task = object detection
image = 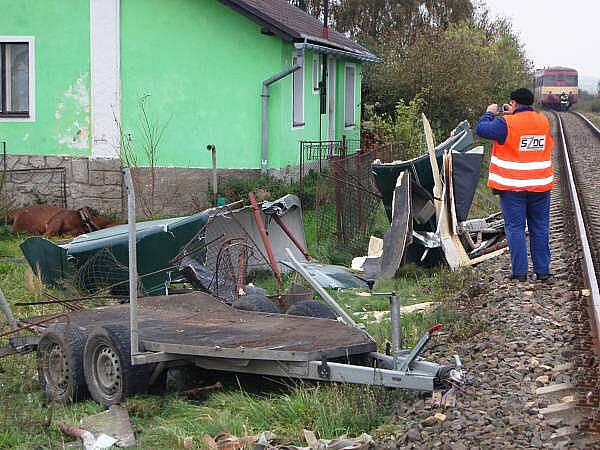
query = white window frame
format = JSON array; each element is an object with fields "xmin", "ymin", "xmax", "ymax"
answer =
[
  {"xmin": 312, "ymin": 53, "xmax": 321, "ymax": 94},
  {"xmin": 344, "ymin": 63, "xmax": 356, "ymax": 129},
  {"xmin": 0, "ymin": 36, "xmax": 35, "ymax": 122},
  {"xmin": 292, "ymin": 53, "xmax": 305, "ymax": 129}
]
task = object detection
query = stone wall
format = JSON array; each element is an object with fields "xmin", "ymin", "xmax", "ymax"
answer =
[
  {"xmin": 131, "ymin": 167, "xmax": 261, "ymax": 216},
  {"xmin": 2, "ymin": 155, "xmax": 123, "ymax": 213},
  {"xmin": 1, "ymin": 154, "xmax": 266, "ymax": 217}
]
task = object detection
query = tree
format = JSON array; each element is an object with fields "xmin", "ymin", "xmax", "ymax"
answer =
[
  {"xmin": 333, "ymin": 1, "xmax": 530, "ymax": 133},
  {"xmin": 288, "ymin": 0, "xmax": 323, "ymax": 18}
]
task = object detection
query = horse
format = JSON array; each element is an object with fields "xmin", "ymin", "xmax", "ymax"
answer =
[{"xmin": 10, "ymin": 204, "xmax": 117, "ymax": 237}]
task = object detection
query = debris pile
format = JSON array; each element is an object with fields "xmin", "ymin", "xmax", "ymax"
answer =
[{"xmin": 354, "ymin": 116, "xmax": 506, "ymax": 279}]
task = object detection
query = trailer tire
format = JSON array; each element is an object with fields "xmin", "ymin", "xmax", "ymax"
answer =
[
  {"xmin": 285, "ymin": 300, "xmax": 336, "ymax": 319},
  {"xmin": 234, "ymin": 294, "xmax": 279, "ymax": 313},
  {"xmin": 83, "ymin": 324, "xmax": 153, "ymax": 406},
  {"xmin": 37, "ymin": 327, "xmax": 88, "ymax": 403}
]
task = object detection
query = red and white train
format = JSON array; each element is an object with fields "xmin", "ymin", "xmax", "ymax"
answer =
[{"xmin": 534, "ymin": 67, "xmax": 578, "ymax": 110}]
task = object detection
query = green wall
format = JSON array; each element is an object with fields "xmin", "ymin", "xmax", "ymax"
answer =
[
  {"xmin": 0, "ymin": 0, "xmax": 364, "ymax": 168},
  {"xmin": 121, "ymin": 0, "xmax": 285, "ymax": 169},
  {"xmin": 0, "ymin": 0, "xmax": 91, "ymax": 156},
  {"xmin": 121, "ymin": 0, "xmax": 363, "ymax": 169}
]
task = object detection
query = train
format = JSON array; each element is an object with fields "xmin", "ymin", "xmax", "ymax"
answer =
[{"xmin": 534, "ymin": 67, "xmax": 578, "ymax": 110}]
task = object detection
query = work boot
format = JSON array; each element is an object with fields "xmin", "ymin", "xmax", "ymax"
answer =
[
  {"xmin": 508, "ymin": 274, "xmax": 528, "ymax": 282},
  {"xmin": 536, "ymin": 273, "xmax": 553, "ymax": 282}
]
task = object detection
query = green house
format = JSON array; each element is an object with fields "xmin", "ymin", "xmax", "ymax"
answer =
[{"xmin": 0, "ymin": 0, "xmax": 377, "ymax": 212}]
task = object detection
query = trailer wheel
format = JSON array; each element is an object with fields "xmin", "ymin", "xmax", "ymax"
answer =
[
  {"xmin": 37, "ymin": 327, "xmax": 88, "ymax": 403},
  {"xmin": 83, "ymin": 324, "xmax": 152, "ymax": 406},
  {"xmin": 285, "ymin": 300, "xmax": 336, "ymax": 319},
  {"xmin": 234, "ymin": 294, "xmax": 279, "ymax": 313}
]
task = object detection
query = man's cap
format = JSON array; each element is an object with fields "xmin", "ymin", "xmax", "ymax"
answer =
[{"xmin": 510, "ymin": 88, "xmax": 534, "ymax": 106}]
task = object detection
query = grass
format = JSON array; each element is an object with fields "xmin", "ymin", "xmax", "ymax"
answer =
[
  {"xmin": 587, "ymin": 112, "xmax": 600, "ymax": 129},
  {"xmin": 0, "ymin": 204, "xmax": 480, "ymax": 448}
]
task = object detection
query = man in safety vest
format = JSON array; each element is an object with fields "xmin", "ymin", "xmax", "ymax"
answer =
[{"xmin": 476, "ymin": 88, "xmax": 554, "ymax": 282}]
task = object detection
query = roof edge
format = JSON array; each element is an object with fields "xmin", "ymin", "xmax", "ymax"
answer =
[{"xmin": 218, "ymin": 0, "xmax": 300, "ymax": 42}]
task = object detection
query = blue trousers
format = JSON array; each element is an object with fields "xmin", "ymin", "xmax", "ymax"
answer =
[{"xmin": 499, "ymin": 190, "xmax": 551, "ymax": 276}]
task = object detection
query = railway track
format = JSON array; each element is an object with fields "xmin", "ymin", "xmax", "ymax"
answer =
[
  {"xmin": 550, "ymin": 111, "xmax": 600, "ymax": 434},
  {"xmin": 556, "ymin": 111, "xmax": 600, "ymax": 345}
]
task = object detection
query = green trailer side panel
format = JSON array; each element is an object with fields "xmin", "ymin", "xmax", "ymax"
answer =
[
  {"xmin": 20, "ymin": 212, "xmax": 210, "ymax": 296},
  {"xmin": 0, "ymin": 0, "xmax": 91, "ymax": 156}
]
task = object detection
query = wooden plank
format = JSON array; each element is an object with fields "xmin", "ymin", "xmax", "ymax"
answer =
[
  {"xmin": 536, "ymin": 383, "xmax": 575, "ymax": 395},
  {"xmin": 422, "ymin": 113, "xmax": 440, "ymax": 203},
  {"xmin": 539, "ymin": 400, "xmax": 577, "ymax": 415},
  {"xmin": 34, "ymin": 293, "xmax": 376, "ymax": 361},
  {"xmin": 464, "ymin": 247, "xmax": 507, "ymax": 266},
  {"xmin": 550, "ymin": 426, "xmax": 578, "ymax": 439}
]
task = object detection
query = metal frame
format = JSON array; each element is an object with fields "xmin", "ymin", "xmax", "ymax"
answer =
[{"xmin": 121, "ymin": 165, "xmax": 457, "ymax": 392}]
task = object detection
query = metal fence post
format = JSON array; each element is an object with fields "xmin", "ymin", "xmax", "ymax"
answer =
[
  {"xmin": 123, "ymin": 167, "xmax": 140, "ymax": 358},
  {"xmin": 390, "ymin": 293, "xmax": 402, "ymax": 369}
]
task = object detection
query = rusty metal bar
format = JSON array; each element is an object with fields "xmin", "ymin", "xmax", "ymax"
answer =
[
  {"xmin": 0, "ymin": 313, "xmax": 67, "ymax": 338},
  {"xmin": 248, "ymin": 191, "xmax": 283, "ymax": 289},
  {"xmin": 272, "ymin": 214, "xmax": 312, "ymax": 261}
]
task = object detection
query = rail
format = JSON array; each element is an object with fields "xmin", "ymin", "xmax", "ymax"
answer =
[{"xmin": 555, "ymin": 111, "xmax": 600, "ymax": 348}]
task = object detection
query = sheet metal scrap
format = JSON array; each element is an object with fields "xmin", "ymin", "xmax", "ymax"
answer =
[{"xmin": 356, "ymin": 118, "xmax": 506, "ymax": 277}]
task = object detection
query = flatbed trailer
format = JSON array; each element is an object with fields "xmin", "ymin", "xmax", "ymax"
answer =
[
  {"xmin": 6, "ymin": 169, "xmax": 461, "ymax": 406},
  {"xmin": 30, "ymin": 291, "xmax": 456, "ymax": 405}
]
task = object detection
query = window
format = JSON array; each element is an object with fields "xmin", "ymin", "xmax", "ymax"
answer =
[
  {"xmin": 312, "ymin": 54, "xmax": 322, "ymax": 92},
  {"xmin": 292, "ymin": 55, "xmax": 304, "ymax": 127},
  {"xmin": 566, "ymin": 75, "xmax": 578, "ymax": 85},
  {"xmin": 543, "ymin": 75, "xmax": 556, "ymax": 85},
  {"xmin": 344, "ymin": 64, "xmax": 356, "ymax": 128},
  {"xmin": 1, "ymin": 39, "xmax": 33, "ymax": 119}
]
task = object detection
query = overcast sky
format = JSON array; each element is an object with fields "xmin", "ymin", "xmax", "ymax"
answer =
[{"xmin": 482, "ymin": 0, "xmax": 600, "ymax": 78}]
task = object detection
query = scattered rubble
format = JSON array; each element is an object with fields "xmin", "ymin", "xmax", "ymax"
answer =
[{"xmin": 201, "ymin": 429, "xmax": 373, "ymax": 450}]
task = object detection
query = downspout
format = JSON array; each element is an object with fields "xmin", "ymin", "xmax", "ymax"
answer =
[{"xmin": 261, "ymin": 43, "xmax": 305, "ymax": 174}]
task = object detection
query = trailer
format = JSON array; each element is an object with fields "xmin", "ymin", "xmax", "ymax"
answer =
[{"xmin": 4, "ymin": 169, "xmax": 462, "ymax": 406}]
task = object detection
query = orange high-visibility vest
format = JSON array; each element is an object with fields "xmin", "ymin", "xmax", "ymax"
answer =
[{"xmin": 488, "ymin": 111, "xmax": 555, "ymax": 192}]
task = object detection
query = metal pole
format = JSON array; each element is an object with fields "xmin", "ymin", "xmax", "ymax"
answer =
[
  {"xmin": 261, "ymin": 47, "xmax": 305, "ymax": 174},
  {"xmin": 123, "ymin": 168, "xmax": 140, "ymax": 358},
  {"xmin": 207, "ymin": 145, "xmax": 218, "ymax": 206},
  {"xmin": 0, "ymin": 288, "xmax": 17, "ymax": 331},
  {"xmin": 390, "ymin": 293, "xmax": 401, "ymax": 369},
  {"xmin": 272, "ymin": 214, "xmax": 312, "ymax": 261},
  {"xmin": 284, "ymin": 248, "xmax": 358, "ymax": 328}
]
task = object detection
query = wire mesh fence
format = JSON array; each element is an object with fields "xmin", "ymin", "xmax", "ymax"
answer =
[
  {"xmin": 297, "ymin": 137, "xmax": 403, "ymax": 260},
  {"xmin": 313, "ymin": 151, "xmax": 383, "ymax": 258}
]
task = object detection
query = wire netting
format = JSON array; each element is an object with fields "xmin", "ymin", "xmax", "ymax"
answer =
[{"xmin": 313, "ymin": 151, "xmax": 383, "ymax": 257}]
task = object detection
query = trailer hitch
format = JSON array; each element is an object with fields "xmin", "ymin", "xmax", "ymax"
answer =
[
  {"xmin": 318, "ymin": 353, "xmax": 331, "ymax": 379},
  {"xmin": 398, "ymin": 323, "xmax": 443, "ymax": 374}
]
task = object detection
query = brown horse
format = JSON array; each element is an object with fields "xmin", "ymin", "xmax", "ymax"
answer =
[{"xmin": 11, "ymin": 204, "xmax": 116, "ymax": 237}]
